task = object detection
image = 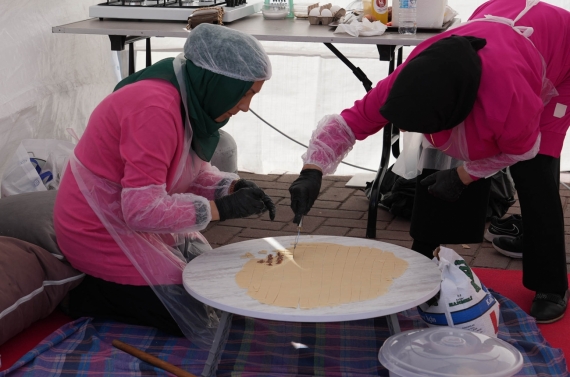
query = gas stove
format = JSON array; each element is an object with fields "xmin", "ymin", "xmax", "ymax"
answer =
[{"xmin": 89, "ymin": 0, "xmax": 263, "ymax": 23}]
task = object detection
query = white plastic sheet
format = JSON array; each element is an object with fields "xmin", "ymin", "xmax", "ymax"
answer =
[
  {"xmin": 2, "ymin": 0, "xmax": 570, "ymax": 181},
  {"xmin": 0, "ymin": 0, "xmax": 117, "ymax": 182}
]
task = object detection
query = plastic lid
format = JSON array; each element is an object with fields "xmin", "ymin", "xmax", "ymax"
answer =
[{"xmin": 378, "ymin": 328, "xmax": 523, "ymax": 377}]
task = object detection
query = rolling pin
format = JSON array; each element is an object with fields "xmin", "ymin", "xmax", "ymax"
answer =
[{"xmin": 112, "ymin": 339, "xmax": 198, "ymax": 377}]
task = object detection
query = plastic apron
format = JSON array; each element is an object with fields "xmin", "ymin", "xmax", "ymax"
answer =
[
  {"xmin": 392, "ymin": 0, "xmax": 558, "ymax": 180},
  {"xmin": 70, "ymin": 53, "xmax": 220, "ymax": 349}
]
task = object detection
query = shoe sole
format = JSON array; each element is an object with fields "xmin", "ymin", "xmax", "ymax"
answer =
[
  {"xmin": 535, "ymin": 313, "xmax": 565, "ymax": 324},
  {"xmin": 492, "ymin": 242, "xmax": 523, "ymax": 259},
  {"xmin": 484, "ymin": 229, "xmax": 517, "ymax": 242}
]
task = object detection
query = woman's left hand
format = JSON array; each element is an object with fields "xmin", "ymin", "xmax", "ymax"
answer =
[
  {"xmin": 231, "ymin": 179, "xmax": 276, "ymax": 220},
  {"xmin": 420, "ymin": 167, "xmax": 468, "ymax": 202}
]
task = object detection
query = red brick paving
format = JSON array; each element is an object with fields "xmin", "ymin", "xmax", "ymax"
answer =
[{"xmin": 202, "ymin": 172, "xmax": 570, "ymax": 273}]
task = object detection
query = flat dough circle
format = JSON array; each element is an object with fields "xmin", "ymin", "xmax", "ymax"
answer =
[{"xmin": 235, "ymin": 242, "xmax": 409, "ymax": 309}]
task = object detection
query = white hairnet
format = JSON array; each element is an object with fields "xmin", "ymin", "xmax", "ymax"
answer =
[{"xmin": 184, "ymin": 23, "xmax": 272, "ymax": 82}]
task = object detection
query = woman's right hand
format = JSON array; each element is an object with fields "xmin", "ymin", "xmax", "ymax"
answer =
[
  {"xmin": 213, "ymin": 187, "xmax": 275, "ymax": 221},
  {"xmin": 288, "ymin": 165, "xmax": 323, "ymax": 224}
]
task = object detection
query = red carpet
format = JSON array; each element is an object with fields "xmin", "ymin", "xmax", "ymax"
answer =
[
  {"xmin": 0, "ymin": 309, "xmax": 72, "ymax": 371},
  {"xmin": 474, "ymin": 268, "xmax": 570, "ymax": 363}
]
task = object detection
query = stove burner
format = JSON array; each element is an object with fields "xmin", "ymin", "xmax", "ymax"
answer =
[
  {"xmin": 106, "ymin": 0, "xmax": 180, "ymax": 6},
  {"xmin": 123, "ymin": 0, "xmax": 159, "ymax": 5},
  {"xmin": 179, "ymin": 0, "xmax": 215, "ymax": 6}
]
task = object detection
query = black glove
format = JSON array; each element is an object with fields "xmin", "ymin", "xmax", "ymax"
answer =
[
  {"xmin": 288, "ymin": 169, "xmax": 322, "ymax": 224},
  {"xmin": 231, "ymin": 179, "xmax": 276, "ymax": 220},
  {"xmin": 420, "ymin": 168, "xmax": 467, "ymax": 202},
  {"xmin": 215, "ymin": 187, "xmax": 275, "ymax": 221}
]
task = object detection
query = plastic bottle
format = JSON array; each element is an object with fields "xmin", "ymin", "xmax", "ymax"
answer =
[
  {"xmin": 398, "ymin": 0, "xmax": 417, "ymax": 35},
  {"xmin": 363, "ymin": 0, "xmax": 388, "ymax": 24}
]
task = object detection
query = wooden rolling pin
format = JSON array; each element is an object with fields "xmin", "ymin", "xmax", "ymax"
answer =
[{"xmin": 112, "ymin": 339, "xmax": 198, "ymax": 377}]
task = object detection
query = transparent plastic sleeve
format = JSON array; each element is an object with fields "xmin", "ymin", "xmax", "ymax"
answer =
[
  {"xmin": 70, "ymin": 154, "xmax": 219, "ymax": 349},
  {"xmin": 188, "ymin": 162, "xmax": 239, "ymax": 200},
  {"xmin": 302, "ymin": 114, "xmax": 356, "ymax": 175},
  {"xmin": 464, "ymin": 133, "xmax": 541, "ymax": 178},
  {"xmin": 122, "ymin": 184, "xmax": 212, "ymax": 234}
]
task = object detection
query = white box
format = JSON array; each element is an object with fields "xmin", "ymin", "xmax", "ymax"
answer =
[{"xmin": 391, "ymin": 0, "xmax": 447, "ymax": 29}]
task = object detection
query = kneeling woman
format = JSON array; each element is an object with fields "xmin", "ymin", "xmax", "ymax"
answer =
[{"xmin": 54, "ymin": 24, "xmax": 275, "ymax": 344}]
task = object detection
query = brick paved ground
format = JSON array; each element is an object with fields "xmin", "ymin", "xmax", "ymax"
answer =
[{"xmin": 202, "ymin": 172, "xmax": 570, "ymax": 273}]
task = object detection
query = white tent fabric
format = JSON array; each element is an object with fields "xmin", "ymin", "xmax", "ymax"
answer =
[
  {"xmin": 1, "ymin": 0, "xmax": 569, "ymax": 181},
  {"xmin": 0, "ymin": 0, "xmax": 117, "ymax": 181}
]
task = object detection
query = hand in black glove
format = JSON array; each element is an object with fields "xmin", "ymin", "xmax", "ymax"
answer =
[
  {"xmin": 288, "ymin": 169, "xmax": 323, "ymax": 224},
  {"xmin": 231, "ymin": 179, "xmax": 276, "ymax": 220},
  {"xmin": 420, "ymin": 168, "xmax": 467, "ymax": 202},
  {"xmin": 215, "ymin": 187, "xmax": 275, "ymax": 221}
]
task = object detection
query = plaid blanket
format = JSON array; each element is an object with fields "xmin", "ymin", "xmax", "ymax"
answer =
[{"xmin": 2, "ymin": 291, "xmax": 568, "ymax": 377}]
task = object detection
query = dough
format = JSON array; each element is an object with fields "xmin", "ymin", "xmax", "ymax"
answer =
[
  {"xmin": 235, "ymin": 243, "xmax": 408, "ymax": 309},
  {"xmin": 240, "ymin": 252, "xmax": 255, "ymax": 259}
]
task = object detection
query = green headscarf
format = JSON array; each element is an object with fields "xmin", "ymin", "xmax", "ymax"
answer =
[{"xmin": 114, "ymin": 58, "xmax": 253, "ymax": 162}]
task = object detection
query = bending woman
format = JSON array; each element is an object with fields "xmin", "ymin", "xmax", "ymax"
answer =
[{"xmin": 288, "ymin": 0, "xmax": 570, "ymax": 323}]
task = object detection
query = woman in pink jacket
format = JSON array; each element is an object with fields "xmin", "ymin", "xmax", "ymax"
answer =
[
  {"xmin": 54, "ymin": 24, "xmax": 275, "ymax": 344},
  {"xmin": 289, "ymin": 0, "xmax": 570, "ymax": 323}
]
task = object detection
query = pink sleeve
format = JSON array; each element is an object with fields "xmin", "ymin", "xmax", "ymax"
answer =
[
  {"xmin": 118, "ymin": 105, "xmax": 212, "ymax": 233},
  {"xmin": 464, "ymin": 134, "xmax": 541, "ymax": 178},
  {"xmin": 121, "ymin": 184, "xmax": 211, "ymax": 233},
  {"xmin": 340, "ymin": 69, "xmax": 396, "ymax": 140}
]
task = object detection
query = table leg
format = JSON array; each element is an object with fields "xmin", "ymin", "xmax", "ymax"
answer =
[
  {"xmin": 386, "ymin": 313, "xmax": 401, "ymax": 335},
  {"xmin": 108, "ymin": 35, "xmax": 151, "ymax": 76},
  {"xmin": 366, "ymin": 45, "xmax": 404, "ymax": 239},
  {"xmin": 323, "ymin": 43, "xmax": 373, "ymax": 92},
  {"xmin": 201, "ymin": 311, "xmax": 233, "ymax": 377}
]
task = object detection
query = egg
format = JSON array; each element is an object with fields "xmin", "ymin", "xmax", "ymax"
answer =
[
  {"xmin": 309, "ymin": 7, "xmax": 321, "ymax": 16},
  {"xmin": 330, "ymin": 5, "xmax": 341, "ymax": 14},
  {"xmin": 320, "ymin": 8, "xmax": 333, "ymax": 17}
]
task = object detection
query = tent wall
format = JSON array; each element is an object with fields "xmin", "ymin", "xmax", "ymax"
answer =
[
  {"xmin": 1, "ymin": 0, "xmax": 569, "ymax": 181},
  {"xmin": 0, "ymin": 0, "xmax": 117, "ymax": 179}
]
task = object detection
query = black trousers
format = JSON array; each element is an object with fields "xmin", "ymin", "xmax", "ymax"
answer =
[
  {"xmin": 410, "ymin": 168, "xmax": 491, "ymax": 257},
  {"xmin": 510, "ymin": 155, "xmax": 568, "ymax": 293},
  {"xmin": 68, "ymin": 274, "xmax": 183, "ymax": 336},
  {"xmin": 410, "ymin": 155, "xmax": 568, "ymax": 294}
]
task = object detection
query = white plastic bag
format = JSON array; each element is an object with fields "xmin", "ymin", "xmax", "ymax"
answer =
[
  {"xmin": 417, "ymin": 246, "xmax": 500, "ymax": 337},
  {"xmin": 334, "ymin": 18, "xmax": 387, "ymax": 37},
  {"xmin": 1, "ymin": 139, "xmax": 75, "ymax": 197},
  {"xmin": 392, "ymin": 132, "xmax": 424, "ymax": 179}
]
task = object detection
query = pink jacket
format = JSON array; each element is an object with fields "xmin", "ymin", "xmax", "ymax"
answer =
[
  {"xmin": 339, "ymin": 0, "xmax": 570, "ymax": 166},
  {"xmin": 54, "ymin": 79, "xmax": 237, "ymax": 285}
]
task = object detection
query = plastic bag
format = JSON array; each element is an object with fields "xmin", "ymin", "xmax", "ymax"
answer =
[
  {"xmin": 417, "ymin": 246, "xmax": 500, "ymax": 337},
  {"xmin": 1, "ymin": 139, "xmax": 75, "ymax": 197},
  {"xmin": 391, "ymin": 132, "xmax": 423, "ymax": 179}
]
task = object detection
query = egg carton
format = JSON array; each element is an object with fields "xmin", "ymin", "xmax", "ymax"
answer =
[{"xmin": 307, "ymin": 3, "xmax": 345, "ymax": 25}]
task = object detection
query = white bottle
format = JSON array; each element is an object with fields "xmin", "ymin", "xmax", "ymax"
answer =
[{"xmin": 398, "ymin": 0, "xmax": 417, "ymax": 35}]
